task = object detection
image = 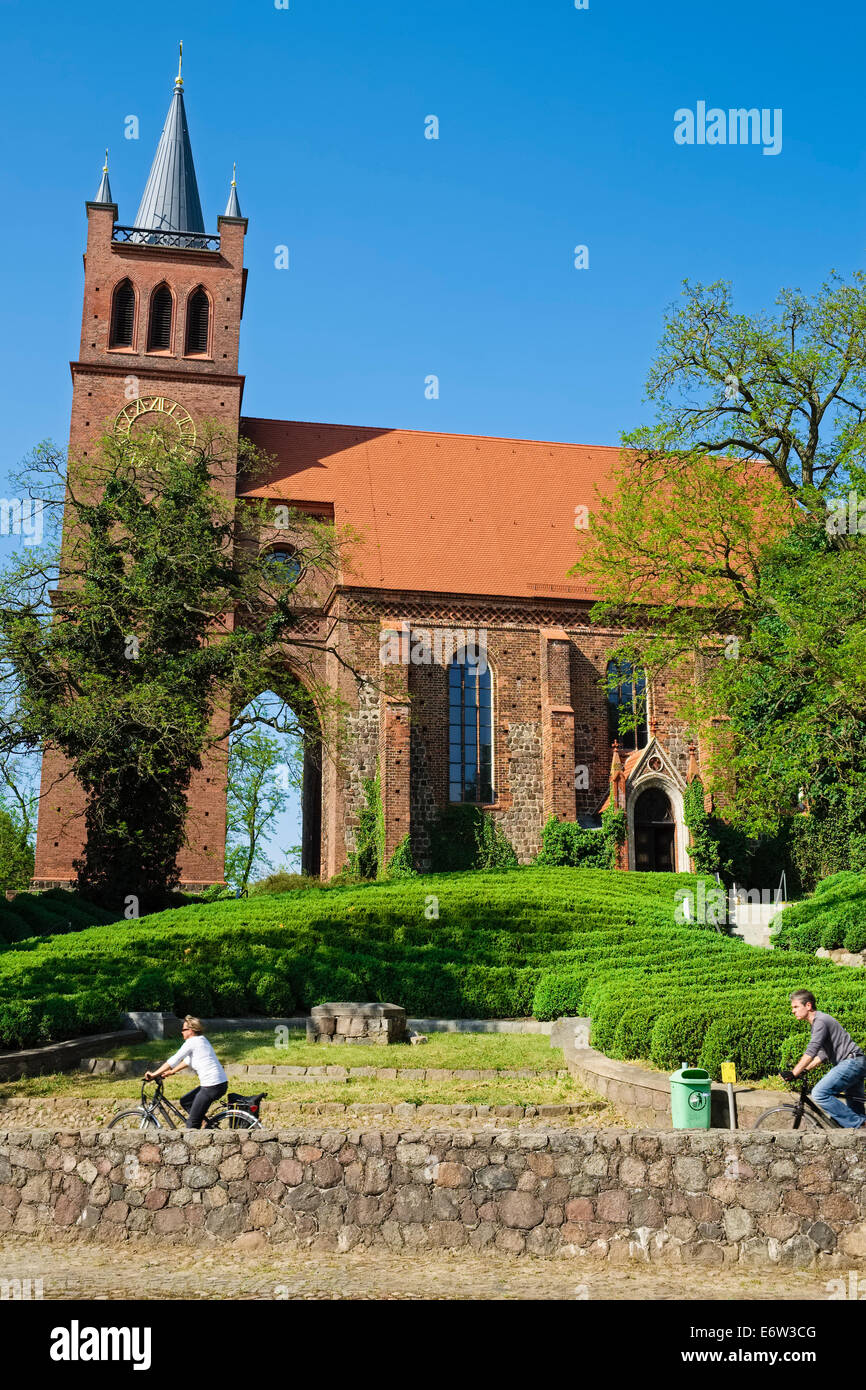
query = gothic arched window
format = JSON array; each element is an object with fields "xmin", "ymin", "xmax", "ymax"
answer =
[
  {"xmin": 607, "ymin": 659, "xmax": 648, "ymax": 751},
  {"xmin": 147, "ymin": 283, "xmax": 174, "ymax": 352},
  {"xmin": 109, "ymin": 279, "xmax": 135, "ymax": 348},
  {"xmin": 185, "ymin": 287, "xmax": 210, "ymax": 355},
  {"xmin": 448, "ymin": 645, "xmax": 493, "ymax": 803}
]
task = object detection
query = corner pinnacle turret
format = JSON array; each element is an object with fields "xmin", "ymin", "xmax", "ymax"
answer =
[
  {"xmin": 224, "ymin": 163, "xmax": 242, "ymax": 218},
  {"xmin": 93, "ymin": 150, "xmax": 113, "ymax": 205}
]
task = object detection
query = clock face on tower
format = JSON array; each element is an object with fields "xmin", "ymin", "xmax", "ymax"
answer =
[{"xmin": 114, "ymin": 395, "xmax": 197, "ymax": 445}]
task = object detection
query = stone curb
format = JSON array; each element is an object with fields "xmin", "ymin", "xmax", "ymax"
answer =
[
  {"xmin": 202, "ymin": 1017, "xmax": 553, "ymax": 1035},
  {"xmin": 80, "ymin": 1060, "xmax": 569, "ymax": 1082},
  {"xmin": 0, "ymin": 1030, "xmax": 145, "ymax": 1082}
]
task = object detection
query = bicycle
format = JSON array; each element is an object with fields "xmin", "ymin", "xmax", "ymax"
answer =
[
  {"xmin": 107, "ymin": 1077, "xmax": 266, "ymax": 1131},
  {"xmin": 752, "ymin": 1075, "xmax": 846, "ymax": 1131}
]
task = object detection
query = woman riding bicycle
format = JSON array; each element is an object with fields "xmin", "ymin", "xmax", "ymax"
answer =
[{"xmin": 144, "ymin": 1016, "xmax": 228, "ymax": 1129}]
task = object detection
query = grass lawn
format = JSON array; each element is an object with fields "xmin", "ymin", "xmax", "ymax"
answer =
[
  {"xmin": 107, "ymin": 1029, "xmax": 560, "ymax": 1071},
  {"xmin": 0, "ymin": 1070, "xmax": 587, "ymax": 1110}
]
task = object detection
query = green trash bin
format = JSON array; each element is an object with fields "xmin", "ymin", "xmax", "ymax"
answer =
[{"xmin": 670, "ymin": 1066, "xmax": 712, "ymax": 1129}]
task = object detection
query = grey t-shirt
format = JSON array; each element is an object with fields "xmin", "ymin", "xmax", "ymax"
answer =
[{"xmin": 807, "ymin": 1012, "xmax": 864, "ymax": 1067}]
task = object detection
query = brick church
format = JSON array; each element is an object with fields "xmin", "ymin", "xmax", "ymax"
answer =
[{"xmin": 33, "ymin": 67, "xmax": 705, "ymax": 891}]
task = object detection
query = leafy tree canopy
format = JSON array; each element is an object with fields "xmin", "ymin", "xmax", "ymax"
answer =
[
  {"xmin": 572, "ymin": 275, "xmax": 866, "ymax": 850},
  {"xmin": 0, "ymin": 423, "xmax": 352, "ymax": 910}
]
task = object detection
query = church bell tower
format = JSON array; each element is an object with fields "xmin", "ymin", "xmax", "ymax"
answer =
[{"xmin": 32, "ymin": 52, "xmax": 248, "ymax": 890}]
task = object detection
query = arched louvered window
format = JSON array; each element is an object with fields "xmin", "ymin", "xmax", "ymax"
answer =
[
  {"xmin": 606, "ymin": 659, "xmax": 648, "ymax": 751},
  {"xmin": 109, "ymin": 279, "xmax": 135, "ymax": 348},
  {"xmin": 147, "ymin": 284, "xmax": 174, "ymax": 351},
  {"xmin": 448, "ymin": 645, "xmax": 493, "ymax": 803},
  {"xmin": 185, "ymin": 287, "xmax": 210, "ymax": 355}
]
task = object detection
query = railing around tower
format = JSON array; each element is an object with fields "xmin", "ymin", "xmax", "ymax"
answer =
[{"xmin": 112, "ymin": 225, "xmax": 221, "ymax": 251}]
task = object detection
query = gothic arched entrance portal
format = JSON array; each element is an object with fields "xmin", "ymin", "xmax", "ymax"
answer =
[{"xmin": 633, "ymin": 786, "xmax": 675, "ymax": 872}]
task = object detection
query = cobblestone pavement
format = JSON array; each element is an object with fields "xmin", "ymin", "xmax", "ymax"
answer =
[{"xmin": 0, "ymin": 1240, "xmax": 841, "ymax": 1301}]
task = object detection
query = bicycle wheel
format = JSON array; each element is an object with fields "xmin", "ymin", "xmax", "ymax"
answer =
[
  {"xmin": 208, "ymin": 1108, "xmax": 262, "ymax": 1131},
  {"xmin": 752, "ymin": 1105, "xmax": 822, "ymax": 1131},
  {"xmin": 107, "ymin": 1107, "xmax": 161, "ymax": 1131}
]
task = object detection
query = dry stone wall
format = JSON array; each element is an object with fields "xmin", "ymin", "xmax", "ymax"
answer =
[{"xmin": 2, "ymin": 1127, "xmax": 865, "ymax": 1266}]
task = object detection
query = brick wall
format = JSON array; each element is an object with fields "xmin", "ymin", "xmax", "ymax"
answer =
[{"xmin": 333, "ymin": 595, "xmax": 697, "ymax": 871}]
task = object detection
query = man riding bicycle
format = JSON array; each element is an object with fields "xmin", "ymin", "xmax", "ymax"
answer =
[
  {"xmin": 144, "ymin": 1015, "xmax": 228, "ymax": 1130},
  {"xmin": 784, "ymin": 991, "xmax": 866, "ymax": 1130}
]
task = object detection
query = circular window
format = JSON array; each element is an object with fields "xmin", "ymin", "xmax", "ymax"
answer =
[{"xmin": 265, "ymin": 548, "xmax": 303, "ymax": 582}]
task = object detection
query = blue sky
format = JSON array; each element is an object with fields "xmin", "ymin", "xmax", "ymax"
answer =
[{"xmin": 1, "ymin": 0, "xmax": 864, "ymax": 870}]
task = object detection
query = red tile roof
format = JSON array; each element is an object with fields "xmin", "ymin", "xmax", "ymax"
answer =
[{"xmin": 239, "ymin": 417, "xmax": 622, "ymax": 599}]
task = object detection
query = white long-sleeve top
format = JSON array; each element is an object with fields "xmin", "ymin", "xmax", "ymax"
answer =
[{"xmin": 165, "ymin": 1034, "xmax": 227, "ymax": 1087}]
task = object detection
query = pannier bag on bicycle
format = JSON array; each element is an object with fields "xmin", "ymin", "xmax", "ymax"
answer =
[{"xmin": 227, "ymin": 1092, "xmax": 266, "ymax": 1119}]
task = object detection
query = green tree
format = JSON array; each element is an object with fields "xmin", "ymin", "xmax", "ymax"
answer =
[
  {"xmin": 693, "ymin": 519, "xmax": 866, "ymax": 850},
  {"xmin": 620, "ymin": 274, "xmax": 866, "ymax": 516},
  {"xmin": 0, "ymin": 424, "xmax": 349, "ymax": 911},
  {"xmin": 0, "ymin": 805, "xmax": 34, "ymax": 893},
  {"xmin": 225, "ymin": 699, "xmax": 304, "ymax": 892},
  {"xmin": 573, "ymin": 275, "xmax": 866, "ymax": 847},
  {"xmin": 0, "ymin": 752, "xmax": 40, "ymax": 893}
]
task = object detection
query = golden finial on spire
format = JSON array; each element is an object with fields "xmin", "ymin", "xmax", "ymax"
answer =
[
  {"xmin": 231, "ymin": 162, "xmax": 237, "ymax": 187},
  {"xmin": 176, "ymin": 40, "xmax": 183, "ymax": 86},
  {"xmin": 103, "ymin": 148, "xmax": 109, "ymax": 173}
]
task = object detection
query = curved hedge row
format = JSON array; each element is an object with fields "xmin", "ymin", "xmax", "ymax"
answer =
[
  {"xmin": 0, "ymin": 867, "xmax": 860, "ymax": 1078},
  {"xmin": 0, "ymin": 868, "xmax": 704, "ymax": 1048},
  {"xmin": 773, "ymin": 872, "xmax": 866, "ymax": 954},
  {"xmin": 0, "ymin": 890, "xmax": 116, "ymax": 947}
]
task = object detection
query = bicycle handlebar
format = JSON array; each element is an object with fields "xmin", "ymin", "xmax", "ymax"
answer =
[{"xmin": 780, "ymin": 1072, "xmax": 811, "ymax": 1093}]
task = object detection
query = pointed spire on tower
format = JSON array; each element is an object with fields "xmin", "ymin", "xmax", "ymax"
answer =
[
  {"xmin": 93, "ymin": 149, "xmax": 113, "ymax": 205},
  {"xmin": 132, "ymin": 43, "xmax": 205, "ymax": 242},
  {"xmin": 224, "ymin": 162, "xmax": 242, "ymax": 218}
]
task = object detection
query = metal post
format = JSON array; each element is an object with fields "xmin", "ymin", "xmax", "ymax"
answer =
[
  {"xmin": 722, "ymin": 1061, "xmax": 738, "ymax": 1129},
  {"xmin": 726, "ymin": 1082, "xmax": 737, "ymax": 1130}
]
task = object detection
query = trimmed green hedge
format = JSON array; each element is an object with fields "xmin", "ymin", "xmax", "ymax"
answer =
[
  {"xmin": 0, "ymin": 866, "xmax": 861, "ymax": 1078},
  {"xmin": 0, "ymin": 868, "xmax": 697, "ymax": 1047},
  {"xmin": 774, "ymin": 872, "xmax": 866, "ymax": 954},
  {"xmin": 0, "ymin": 890, "xmax": 116, "ymax": 948}
]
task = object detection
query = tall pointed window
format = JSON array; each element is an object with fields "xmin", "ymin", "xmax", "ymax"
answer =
[
  {"xmin": 185, "ymin": 287, "xmax": 210, "ymax": 355},
  {"xmin": 448, "ymin": 645, "xmax": 493, "ymax": 803},
  {"xmin": 109, "ymin": 279, "xmax": 135, "ymax": 348},
  {"xmin": 606, "ymin": 660, "xmax": 648, "ymax": 751},
  {"xmin": 147, "ymin": 284, "xmax": 174, "ymax": 351}
]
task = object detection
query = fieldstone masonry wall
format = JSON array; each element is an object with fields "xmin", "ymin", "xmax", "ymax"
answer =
[
  {"xmin": 306, "ymin": 1003, "xmax": 407, "ymax": 1045},
  {"xmin": 2, "ymin": 1127, "xmax": 865, "ymax": 1266}
]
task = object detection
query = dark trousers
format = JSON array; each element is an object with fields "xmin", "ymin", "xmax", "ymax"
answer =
[{"xmin": 180, "ymin": 1082, "xmax": 228, "ymax": 1130}]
